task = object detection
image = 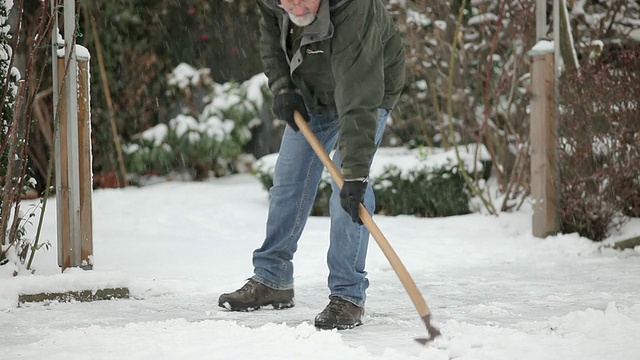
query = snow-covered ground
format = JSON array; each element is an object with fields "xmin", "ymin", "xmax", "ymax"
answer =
[{"xmin": 2, "ymin": 171, "xmax": 640, "ymax": 359}]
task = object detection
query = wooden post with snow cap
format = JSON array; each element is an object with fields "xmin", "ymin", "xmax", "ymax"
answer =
[
  {"xmin": 529, "ymin": 40, "xmax": 559, "ymax": 238},
  {"xmin": 55, "ymin": 0, "xmax": 93, "ymax": 271},
  {"xmin": 56, "ymin": 46, "xmax": 93, "ymax": 270}
]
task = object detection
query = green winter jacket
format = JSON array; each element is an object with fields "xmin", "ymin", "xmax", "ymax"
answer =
[{"xmin": 256, "ymin": 0, "xmax": 405, "ymax": 178}]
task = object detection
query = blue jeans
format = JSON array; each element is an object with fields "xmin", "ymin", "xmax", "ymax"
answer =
[{"xmin": 252, "ymin": 108, "xmax": 390, "ymax": 307}]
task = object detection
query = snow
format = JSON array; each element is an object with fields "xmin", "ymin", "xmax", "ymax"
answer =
[
  {"xmin": 468, "ymin": 13, "xmax": 499, "ymax": 26},
  {"xmin": 140, "ymin": 123, "xmax": 168, "ymax": 146},
  {"xmin": 168, "ymin": 114, "xmax": 235, "ymax": 143},
  {"xmin": 56, "ymin": 44, "xmax": 91, "ymax": 61},
  {"xmin": 571, "ymin": 0, "xmax": 587, "ymax": 17},
  {"xmin": 167, "ymin": 63, "xmax": 211, "ymax": 89},
  {"xmin": 245, "ymin": 73, "xmax": 269, "ymax": 109},
  {"xmin": 434, "ymin": 20, "xmax": 447, "ymax": 31},
  {"xmin": 406, "ymin": 9, "xmax": 431, "ymax": 27},
  {"xmin": 529, "ymin": 40, "xmax": 555, "ymax": 55},
  {"xmin": 1, "ymin": 164, "xmax": 640, "ymax": 359}
]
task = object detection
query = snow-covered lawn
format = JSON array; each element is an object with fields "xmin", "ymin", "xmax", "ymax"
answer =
[{"xmin": 2, "ymin": 173, "xmax": 639, "ymax": 360}]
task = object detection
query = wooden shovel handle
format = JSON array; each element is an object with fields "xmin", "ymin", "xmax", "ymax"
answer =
[{"xmin": 293, "ymin": 111, "xmax": 431, "ymax": 319}]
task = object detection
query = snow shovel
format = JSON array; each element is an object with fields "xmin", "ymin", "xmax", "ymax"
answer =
[{"xmin": 293, "ymin": 110, "xmax": 441, "ymax": 344}]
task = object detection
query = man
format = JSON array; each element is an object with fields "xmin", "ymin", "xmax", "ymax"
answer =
[{"xmin": 218, "ymin": 0, "xmax": 405, "ymax": 330}]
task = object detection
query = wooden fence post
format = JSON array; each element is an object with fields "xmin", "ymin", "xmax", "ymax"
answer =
[
  {"xmin": 529, "ymin": 43, "xmax": 560, "ymax": 238},
  {"xmin": 56, "ymin": 46, "xmax": 93, "ymax": 270}
]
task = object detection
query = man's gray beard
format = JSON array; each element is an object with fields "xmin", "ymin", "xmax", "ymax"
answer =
[{"xmin": 288, "ymin": 13, "xmax": 316, "ymax": 27}]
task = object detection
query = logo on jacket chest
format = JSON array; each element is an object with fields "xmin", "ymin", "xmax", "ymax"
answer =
[{"xmin": 306, "ymin": 48, "xmax": 324, "ymax": 55}]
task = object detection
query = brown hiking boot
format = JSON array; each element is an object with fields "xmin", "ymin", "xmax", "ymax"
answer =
[
  {"xmin": 314, "ymin": 296, "xmax": 364, "ymax": 330},
  {"xmin": 218, "ymin": 279, "xmax": 294, "ymax": 311}
]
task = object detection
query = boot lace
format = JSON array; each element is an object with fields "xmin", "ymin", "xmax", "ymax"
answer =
[
  {"xmin": 238, "ymin": 280, "xmax": 259, "ymax": 294},
  {"xmin": 325, "ymin": 297, "xmax": 350, "ymax": 315},
  {"xmin": 238, "ymin": 280, "xmax": 274, "ymax": 297}
]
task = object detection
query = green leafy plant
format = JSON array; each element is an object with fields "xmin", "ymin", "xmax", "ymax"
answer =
[{"xmin": 371, "ymin": 165, "xmax": 471, "ymax": 217}]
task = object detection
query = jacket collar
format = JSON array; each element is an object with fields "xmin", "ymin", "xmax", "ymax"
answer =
[
  {"xmin": 259, "ymin": 0, "xmax": 350, "ymax": 12},
  {"xmin": 299, "ymin": 0, "xmax": 331, "ymax": 38}
]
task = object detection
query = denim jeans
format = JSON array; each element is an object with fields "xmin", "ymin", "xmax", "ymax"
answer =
[{"xmin": 252, "ymin": 108, "xmax": 390, "ymax": 307}]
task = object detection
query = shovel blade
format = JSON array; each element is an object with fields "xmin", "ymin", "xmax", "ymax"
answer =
[{"xmin": 415, "ymin": 314, "xmax": 441, "ymax": 345}]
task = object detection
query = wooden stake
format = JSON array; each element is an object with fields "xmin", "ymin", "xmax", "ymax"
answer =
[
  {"xmin": 529, "ymin": 49, "xmax": 559, "ymax": 238},
  {"xmin": 57, "ymin": 52, "xmax": 93, "ymax": 270},
  {"xmin": 56, "ymin": 57, "xmax": 72, "ymax": 269},
  {"xmin": 78, "ymin": 59, "xmax": 94, "ymax": 266}
]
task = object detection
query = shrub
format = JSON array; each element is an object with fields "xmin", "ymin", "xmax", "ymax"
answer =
[
  {"xmin": 558, "ymin": 46, "xmax": 640, "ymax": 241},
  {"xmin": 372, "ymin": 165, "xmax": 470, "ymax": 217},
  {"xmin": 387, "ymin": 0, "xmax": 535, "ymax": 210},
  {"xmin": 1, "ymin": 0, "xmax": 50, "ymax": 274},
  {"xmin": 0, "ymin": 0, "xmax": 18, "ymax": 181},
  {"xmin": 253, "ymin": 145, "xmax": 490, "ymax": 217},
  {"xmin": 1, "ymin": 0, "xmax": 22, "ymax": 272},
  {"xmin": 124, "ymin": 65, "xmax": 268, "ymax": 180}
]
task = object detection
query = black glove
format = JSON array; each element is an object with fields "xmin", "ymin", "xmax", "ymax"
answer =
[
  {"xmin": 272, "ymin": 90, "xmax": 309, "ymax": 131},
  {"xmin": 340, "ymin": 179, "xmax": 368, "ymax": 224}
]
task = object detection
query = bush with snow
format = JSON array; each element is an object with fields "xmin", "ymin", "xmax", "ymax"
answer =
[
  {"xmin": 1, "ymin": 0, "xmax": 19, "ymax": 179},
  {"xmin": 1, "ymin": 0, "xmax": 31, "ymax": 274},
  {"xmin": 387, "ymin": 0, "xmax": 534, "ymax": 211},
  {"xmin": 124, "ymin": 64, "xmax": 268, "ymax": 180},
  {"xmin": 254, "ymin": 145, "xmax": 491, "ymax": 217}
]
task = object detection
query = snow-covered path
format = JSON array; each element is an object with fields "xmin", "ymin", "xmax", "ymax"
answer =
[{"xmin": 2, "ymin": 174, "xmax": 640, "ymax": 359}]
